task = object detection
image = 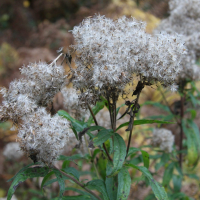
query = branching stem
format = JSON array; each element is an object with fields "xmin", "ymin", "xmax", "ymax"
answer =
[
  {"xmin": 53, "ymin": 166, "xmax": 102, "ymax": 200},
  {"xmin": 126, "ymin": 90, "xmax": 141, "ymax": 157},
  {"xmin": 87, "ymin": 104, "xmax": 113, "ymax": 162}
]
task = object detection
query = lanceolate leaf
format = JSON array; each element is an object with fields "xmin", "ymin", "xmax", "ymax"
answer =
[
  {"xmin": 93, "ymin": 129, "xmax": 114, "ymax": 146},
  {"xmin": 141, "ymin": 150, "xmax": 150, "ymax": 169},
  {"xmin": 116, "ymin": 119, "xmax": 174, "ymax": 131},
  {"xmin": 182, "ymin": 119, "xmax": 199, "ymax": 166},
  {"xmin": 41, "ymin": 171, "xmax": 55, "ymax": 190},
  {"xmin": 58, "ymin": 154, "xmax": 86, "ymax": 161},
  {"xmin": 162, "ymin": 162, "xmax": 175, "ymax": 187},
  {"xmin": 58, "ymin": 110, "xmax": 88, "ymax": 132},
  {"xmin": 53, "ymin": 168, "xmax": 66, "ymax": 200},
  {"xmin": 7, "ymin": 166, "xmax": 49, "ymax": 200},
  {"xmin": 127, "ymin": 147, "xmax": 149, "ymax": 169},
  {"xmin": 7, "ymin": 162, "xmax": 40, "ymax": 182},
  {"xmin": 52, "ymin": 195, "xmax": 91, "ymax": 200},
  {"xmin": 187, "ymin": 119, "xmax": 200, "ymax": 151},
  {"xmin": 86, "ymin": 179, "xmax": 109, "ymax": 200},
  {"xmin": 107, "ymin": 133, "xmax": 126, "ymax": 177},
  {"xmin": 126, "ymin": 164, "xmax": 169, "ymax": 200},
  {"xmin": 65, "ymin": 187, "xmax": 98, "ymax": 200},
  {"xmin": 117, "ymin": 168, "xmax": 131, "ymax": 200},
  {"xmin": 62, "ymin": 195, "xmax": 92, "ymax": 200},
  {"xmin": 88, "ymin": 125, "xmax": 106, "ymax": 132},
  {"xmin": 62, "ymin": 167, "xmax": 80, "ymax": 181},
  {"xmin": 142, "ymin": 101, "xmax": 171, "ymax": 113},
  {"xmin": 105, "ymin": 162, "xmax": 117, "ymax": 200}
]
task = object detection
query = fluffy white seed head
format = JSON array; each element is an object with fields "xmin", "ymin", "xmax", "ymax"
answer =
[
  {"xmin": 0, "ymin": 59, "xmax": 71, "ymax": 165},
  {"xmin": 20, "ymin": 62, "xmax": 66, "ymax": 106},
  {"xmin": 155, "ymin": 0, "xmax": 200, "ymax": 81},
  {"xmin": 0, "ymin": 62, "xmax": 66, "ymax": 123},
  {"xmin": 3, "ymin": 142, "xmax": 24, "ymax": 160},
  {"xmin": 151, "ymin": 128, "xmax": 174, "ymax": 153},
  {"xmin": 71, "ymin": 15, "xmax": 186, "ymax": 103},
  {"xmin": 18, "ymin": 108, "xmax": 71, "ymax": 166},
  {"xmin": 61, "ymin": 87, "xmax": 90, "ymax": 120}
]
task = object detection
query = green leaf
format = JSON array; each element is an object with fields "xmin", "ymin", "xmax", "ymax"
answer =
[
  {"xmin": 58, "ymin": 154, "xmax": 86, "ymax": 161},
  {"xmin": 88, "ymin": 126, "xmax": 106, "ymax": 132},
  {"xmin": 127, "ymin": 147, "xmax": 140, "ymax": 158},
  {"xmin": 71, "ymin": 127, "xmax": 78, "ymax": 140},
  {"xmin": 41, "ymin": 171, "xmax": 54, "ymax": 190},
  {"xmin": 188, "ymin": 92, "xmax": 197, "ymax": 107},
  {"xmin": 116, "ymin": 119, "xmax": 174, "ymax": 131},
  {"xmin": 86, "ymin": 179, "xmax": 109, "ymax": 200},
  {"xmin": 58, "ymin": 110, "xmax": 88, "ymax": 132},
  {"xmin": 62, "ymin": 195, "xmax": 92, "ymax": 200},
  {"xmin": 142, "ymin": 101, "xmax": 171, "ymax": 113},
  {"xmin": 182, "ymin": 120, "xmax": 199, "ymax": 166},
  {"xmin": 127, "ymin": 147, "xmax": 149, "ymax": 168},
  {"xmin": 107, "ymin": 133, "xmax": 126, "ymax": 177},
  {"xmin": 7, "ymin": 162, "xmax": 40, "ymax": 182},
  {"xmin": 187, "ymin": 119, "xmax": 200, "ymax": 151},
  {"xmin": 117, "ymin": 168, "xmax": 131, "ymax": 200},
  {"xmin": 187, "ymin": 109, "xmax": 197, "ymax": 120},
  {"xmin": 146, "ymin": 114, "xmax": 174, "ymax": 121},
  {"xmin": 92, "ymin": 149, "xmax": 101, "ymax": 161},
  {"xmin": 126, "ymin": 164, "xmax": 169, "ymax": 200},
  {"xmin": 62, "ymin": 167, "xmax": 80, "ymax": 181},
  {"xmin": 97, "ymin": 153, "xmax": 108, "ymax": 180},
  {"xmin": 43, "ymin": 178, "xmax": 57, "ymax": 187},
  {"xmin": 155, "ymin": 153, "xmax": 170, "ymax": 171},
  {"xmin": 141, "ymin": 150, "xmax": 150, "ymax": 169},
  {"xmin": 53, "ymin": 168, "xmax": 66, "ymax": 200},
  {"xmin": 162, "ymin": 162, "xmax": 174, "ymax": 187},
  {"xmin": 65, "ymin": 187, "xmax": 98, "ymax": 200},
  {"xmin": 53, "ymin": 195, "xmax": 92, "ymax": 200},
  {"xmin": 173, "ymin": 175, "xmax": 182, "ymax": 193},
  {"xmin": 105, "ymin": 162, "xmax": 117, "ymax": 200},
  {"xmin": 93, "ymin": 129, "xmax": 114, "ymax": 146},
  {"xmin": 7, "ymin": 166, "xmax": 49, "ymax": 200},
  {"xmin": 87, "ymin": 100, "xmax": 106, "ymax": 125}
]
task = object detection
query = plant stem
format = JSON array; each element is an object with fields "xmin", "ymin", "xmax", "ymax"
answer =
[
  {"xmin": 126, "ymin": 90, "xmax": 141, "ymax": 157},
  {"xmin": 179, "ymin": 94, "xmax": 185, "ymax": 169},
  {"xmin": 53, "ymin": 166, "xmax": 102, "ymax": 200},
  {"xmin": 84, "ymin": 134, "xmax": 100, "ymax": 179},
  {"xmin": 87, "ymin": 104, "xmax": 113, "ymax": 162},
  {"xmin": 106, "ymin": 90, "xmax": 117, "ymax": 131}
]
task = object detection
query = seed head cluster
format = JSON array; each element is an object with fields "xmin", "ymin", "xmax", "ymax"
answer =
[
  {"xmin": 0, "ymin": 62, "xmax": 70, "ymax": 165},
  {"xmin": 151, "ymin": 128, "xmax": 175, "ymax": 153},
  {"xmin": 71, "ymin": 15, "xmax": 186, "ymax": 103},
  {"xmin": 61, "ymin": 87, "xmax": 90, "ymax": 120},
  {"xmin": 155, "ymin": 0, "xmax": 200, "ymax": 81},
  {"xmin": 18, "ymin": 108, "xmax": 69, "ymax": 165}
]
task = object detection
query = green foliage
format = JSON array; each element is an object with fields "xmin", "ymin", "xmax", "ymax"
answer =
[
  {"xmin": 117, "ymin": 168, "xmax": 131, "ymax": 200},
  {"xmin": 107, "ymin": 133, "xmax": 126, "ymax": 177},
  {"xmin": 126, "ymin": 164, "xmax": 169, "ymax": 200},
  {"xmin": 86, "ymin": 179, "xmax": 109, "ymax": 200},
  {"xmin": 116, "ymin": 119, "xmax": 174, "ymax": 131},
  {"xmin": 7, "ymin": 166, "xmax": 49, "ymax": 200},
  {"xmin": 93, "ymin": 129, "xmax": 114, "ymax": 146},
  {"xmin": 8, "ymin": 81, "xmax": 200, "ymax": 200}
]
